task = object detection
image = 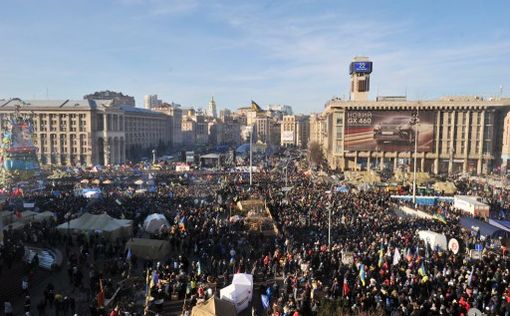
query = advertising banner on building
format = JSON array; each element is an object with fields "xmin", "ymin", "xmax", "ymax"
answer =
[
  {"xmin": 345, "ymin": 111, "xmax": 435, "ymax": 152},
  {"xmin": 281, "ymin": 131, "xmax": 294, "ymax": 142}
]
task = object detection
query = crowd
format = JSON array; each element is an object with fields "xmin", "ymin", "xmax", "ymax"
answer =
[{"xmin": 1, "ymin": 156, "xmax": 510, "ymax": 315}]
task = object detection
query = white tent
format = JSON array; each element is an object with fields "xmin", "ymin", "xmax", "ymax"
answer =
[
  {"xmin": 418, "ymin": 230, "xmax": 448, "ymax": 251},
  {"xmin": 81, "ymin": 188, "xmax": 102, "ymax": 199},
  {"xmin": 220, "ymin": 284, "xmax": 251, "ymax": 313},
  {"xmin": 232, "ymin": 273, "xmax": 253, "ymax": 293},
  {"xmin": 57, "ymin": 213, "xmax": 132, "ymax": 240},
  {"xmin": 143, "ymin": 213, "xmax": 170, "ymax": 233}
]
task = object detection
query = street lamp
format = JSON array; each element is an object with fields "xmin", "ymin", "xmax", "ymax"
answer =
[
  {"xmin": 411, "ymin": 109, "xmax": 420, "ymax": 205},
  {"xmin": 152, "ymin": 149, "xmax": 157, "ymax": 165},
  {"xmin": 249, "ymin": 125, "xmax": 253, "ymax": 187}
]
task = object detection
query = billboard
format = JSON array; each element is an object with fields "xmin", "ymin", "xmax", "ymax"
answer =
[
  {"xmin": 281, "ymin": 131, "xmax": 294, "ymax": 142},
  {"xmin": 345, "ymin": 111, "xmax": 435, "ymax": 151},
  {"xmin": 349, "ymin": 61, "xmax": 373, "ymax": 74}
]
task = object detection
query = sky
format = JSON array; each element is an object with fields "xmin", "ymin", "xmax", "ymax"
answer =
[{"xmin": 0, "ymin": 0, "xmax": 509, "ymax": 114}]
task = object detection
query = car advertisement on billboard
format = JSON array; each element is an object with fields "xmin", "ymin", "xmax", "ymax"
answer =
[{"xmin": 345, "ymin": 111, "xmax": 435, "ymax": 152}]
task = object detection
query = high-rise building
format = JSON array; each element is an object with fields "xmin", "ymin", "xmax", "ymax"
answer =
[
  {"xmin": 349, "ymin": 57, "xmax": 373, "ymax": 101},
  {"xmin": 207, "ymin": 96, "xmax": 217, "ymax": 118},
  {"xmin": 144, "ymin": 94, "xmax": 161, "ymax": 109}
]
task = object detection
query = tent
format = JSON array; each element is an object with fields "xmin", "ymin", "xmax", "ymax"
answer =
[
  {"xmin": 418, "ymin": 230, "xmax": 448, "ymax": 251},
  {"xmin": 191, "ymin": 297, "xmax": 236, "ymax": 316},
  {"xmin": 143, "ymin": 214, "xmax": 170, "ymax": 234},
  {"xmin": 125, "ymin": 238, "xmax": 171, "ymax": 260},
  {"xmin": 81, "ymin": 188, "xmax": 102, "ymax": 199},
  {"xmin": 220, "ymin": 284, "xmax": 251, "ymax": 313},
  {"xmin": 56, "ymin": 213, "xmax": 132, "ymax": 240},
  {"xmin": 232, "ymin": 273, "xmax": 253, "ymax": 294}
]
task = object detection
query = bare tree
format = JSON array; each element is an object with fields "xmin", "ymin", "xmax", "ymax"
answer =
[{"xmin": 307, "ymin": 141, "xmax": 324, "ymax": 167}]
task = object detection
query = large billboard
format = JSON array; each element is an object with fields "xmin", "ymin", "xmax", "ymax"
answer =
[
  {"xmin": 349, "ymin": 61, "xmax": 373, "ymax": 74},
  {"xmin": 345, "ymin": 111, "xmax": 435, "ymax": 152}
]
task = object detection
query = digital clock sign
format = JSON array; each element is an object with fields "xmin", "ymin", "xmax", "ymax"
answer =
[{"xmin": 349, "ymin": 61, "xmax": 373, "ymax": 74}]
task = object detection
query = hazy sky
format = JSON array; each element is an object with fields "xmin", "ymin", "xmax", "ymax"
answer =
[{"xmin": 1, "ymin": 0, "xmax": 509, "ymax": 113}]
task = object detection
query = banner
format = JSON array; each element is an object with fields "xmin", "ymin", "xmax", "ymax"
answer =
[{"xmin": 345, "ymin": 111, "xmax": 435, "ymax": 151}]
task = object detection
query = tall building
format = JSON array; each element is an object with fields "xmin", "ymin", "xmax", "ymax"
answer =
[
  {"xmin": 309, "ymin": 113, "xmax": 327, "ymax": 149},
  {"xmin": 84, "ymin": 90, "xmax": 135, "ymax": 106},
  {"xmin": 321, "ymin": 57, "xmax": 510, "ymax": 175},
  {"xmin": 207, "ymin": 97, "xmax": 217, "ymax": 118},
  {"xmin": 281, "ymin": 115, "xmax": 309, "ymax": 148},
  {"xmin": 153, "ymin": 102, "xmax": 183, "ymax": 148},
  {"xmin": 0, "ymin": 97, "xmax": 172, "ymax": 166},
  {"xmin": 144, "ymin": 94, "xmax": 162, "ymax": 109},
  {"xmin": 349, "ymin": 57, "xmax": 373, "ymax": 101}
]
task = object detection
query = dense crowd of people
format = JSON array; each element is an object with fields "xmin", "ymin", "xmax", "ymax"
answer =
[{"xmin": 1, "ymin": 153, "xmax": 510, "ymax": 315}]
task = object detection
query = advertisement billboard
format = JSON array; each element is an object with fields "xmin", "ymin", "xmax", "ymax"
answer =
[
  {"xmin": 349, "ymin": 61, "xmax": 373, "ymax": 74},
  {"xmin": 281, "ymin": 131, "xmax": 294, "ymax": 142},
  {"xmin": 345, "ymin": 111, "xmax": 435, "ymax": 151}
]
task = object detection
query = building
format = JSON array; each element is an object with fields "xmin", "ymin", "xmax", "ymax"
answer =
[
  {"xmin": 207, "ymin": 97, "xmax": 217, "ymax": 118},
  {"xmin": 144, "ymin": 94, "xmax": 162, "ymax": 109},
  {"xmin": 84, "ymin": 90, "xmax": 135, "ymax": 106},
  {"xmin": 323, "ymin": 96, "xmax": 510, "ymax": 174},
  {"xmin": 152, "ymin": 102, "xmax": 183, "ymax": 148},
  {"xmin": 267, "ymin": 104, "xmax": 293, "ymax": 115},
  {"xmin": 121, "ymin": 105, "xmax": 172, "ymax": 161},
  {"xmin": 309, "ymin": 113, "xmax": 327, "ymax": 149},
  {"xmin": 0, "ymin": 97, "xmax": 172, "ymax": 166},
  {"xmin": 281, "ymin": 115, "xmax": 309, "ymax": 148},
  {"xmin": 349, "ymin": 57, "xmax": 372, "ymax": 101},
  {"xmin": 321, "ymin": 57, "xmax": 510, "ymax": 175}
]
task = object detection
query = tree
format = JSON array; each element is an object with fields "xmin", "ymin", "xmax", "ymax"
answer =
[{"xmin": 308, "ymin": 141, "xmax": 325, "ymax": 167}]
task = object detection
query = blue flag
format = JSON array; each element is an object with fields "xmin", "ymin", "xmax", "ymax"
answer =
[
  {"xmin": 126, "ymin": 248, "xmax": 132, "ymax": 261},
  {"xmin": 261, "ymin": 294, "xmax": 270, "ymax": 310}
]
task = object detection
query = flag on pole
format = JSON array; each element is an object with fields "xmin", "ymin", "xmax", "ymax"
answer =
[
  {"xmin": 393, "ymin": 248, "xmax": 401, "ymax": 266},
  {"xmin": 151, "ymin": 270, "xmax": 159, "ymax": 287},
  {"xmin": 468, "ymin": 266, "xmax": 474, "ymax": 286},
  {"xmin": 97, "ymin": 279, "xmax": 105, "ymax": 307},
  {"xmin": 359, "ymin": 264, "xmax": 366, "ymax": 286},
  {"xmin": 378, "ymin": 248, "xmax": 384, "ymax": 268},
  {"xmin": 342, "ymin": 278, "xmax": 350, "ymax": 297},
  {"xmin": 261, "ymin": 294, "xmax": 270, "ymax": 310},
  {"xmin": 418, "ymin": 261, "xmax": 427, "ymax": 277},
  {"xmin": 126, "ymin": 248, "xmax": 132, "ymax": 262}
]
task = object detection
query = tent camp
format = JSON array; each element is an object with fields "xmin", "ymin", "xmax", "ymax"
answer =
[
  {"xmin": 191, "ymin": 297, "xmax": 236, "ymax": 316},
  {"xmin": 220, "ymin": 284, "xmax": 251, "ymax": 313},
  {"xmin": 418, "ymin": 230, "xmax": 448, "ymax": 251},
  {"xmin": 57, "ymin": 213, "xmax": 132, "ymax": 240},
  {"xmin": 143, "ymin": 213, "xmax": 170, "ymax": 233},
  {"xmin": 125, "ymin": 238, "xmax": 170, "ymax": 260}
]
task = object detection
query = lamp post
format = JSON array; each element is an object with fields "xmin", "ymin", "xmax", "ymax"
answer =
[
  {"xmin": 249, "ymin": 126, "xmax": 253, "ymax": 187},
  {"xmin": 152, "ymin": 149, "xmax": 157, "ymax": 165},
  {"xmin": 411, "ymin": 109, "xmax": 420, "ymax": 205}
]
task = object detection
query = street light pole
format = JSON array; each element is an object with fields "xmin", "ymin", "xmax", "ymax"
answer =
[
  {"xmin": 412, "ymin": 109, "xmax": 419, "ymax": 205},
  {"xmin": 249, "ymin": 126, "xmax": 253, "ymax": 187}
]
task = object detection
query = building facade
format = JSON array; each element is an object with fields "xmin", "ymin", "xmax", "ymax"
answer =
[
  {"xmin": 0, "ymin": 98, "xmax": 172, "ymax": 166},
  {"xmin": 144, "ymin": 94, "xmax": 162, "ymax": 109},
  {"xmin": 281, "ymin": 115, "xmax": 310, "ymax": 148},
  {"xmin": 322, "ymin": 97, "xmax": 510, "ymax": 174}
]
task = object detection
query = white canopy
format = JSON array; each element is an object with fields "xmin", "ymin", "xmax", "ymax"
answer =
[
  {"xmin": 232, "ymin": 273, "xmax": 253, "ymax": 292},
  {"xmin": 57, "ymin": 213, "xmax": 132, "ymax": 240},
  {"xmin": 220, "ymin": 284, "xmax": 251, "ymax": 313},
  {"xmin": 418, "ymin": 230, "xmax": 448, "ymax": 251},
  {"xmin": 143, "ymin": 213, "xmax": 170, "ymax": 233}
]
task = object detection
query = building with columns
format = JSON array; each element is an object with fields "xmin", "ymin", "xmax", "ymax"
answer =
[
  {"xmin": 322, "ymin": 96, "xmax": 510, "ymax": 174},
  {"xmin": 0, "ymin": 98, "xmax": 172, "ymax": 166}
]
